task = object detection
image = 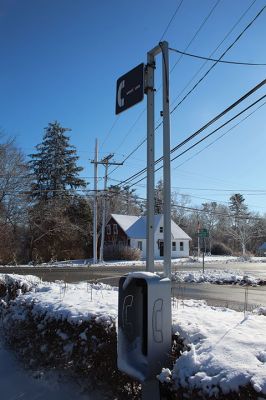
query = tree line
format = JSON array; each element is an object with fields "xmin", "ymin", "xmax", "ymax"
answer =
[{"xmin": 0, "ymin": 121, "xmax": 265, "ymax": 264}]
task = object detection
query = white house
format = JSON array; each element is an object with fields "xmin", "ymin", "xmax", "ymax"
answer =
[{"xmin": 105, "ymin": 214, "xmax": 191, "ymax": 259}]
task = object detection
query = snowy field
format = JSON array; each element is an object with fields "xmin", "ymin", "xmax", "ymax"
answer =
[
  {"xmin": 1, "ymin": 255, "xmax": 266, "ymax": 268},
  {"xmin": 1, "ymin": 274, "xmax": 265, "ymax": 398}
]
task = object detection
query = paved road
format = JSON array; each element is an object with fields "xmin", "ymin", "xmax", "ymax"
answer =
[{"xmin": 0, "ymin": 263, "xmax": 265, "ymax": 311}]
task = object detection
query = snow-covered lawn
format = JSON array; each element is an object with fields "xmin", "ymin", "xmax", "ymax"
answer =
[
  {"xmin": 161, "ymin": 300, "xmax": 266, "ymax": 396},
  {"xmin": 1, "ymin": 255, "xmax": 266, "ymax": 268},
  {"xmin": 1, "ymin": 274, "xmax": 265, "ymax": 398}
]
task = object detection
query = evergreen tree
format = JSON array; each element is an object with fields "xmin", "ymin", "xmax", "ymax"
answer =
[{"xmin": 29, "ymin": 121, "xmax": 86, "ymax": 200}]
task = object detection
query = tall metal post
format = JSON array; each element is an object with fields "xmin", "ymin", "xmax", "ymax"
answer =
[
  {"xmin": 146, "ymin": 52, "xmax": 155, "ymax": 273},
  {"xmin": 93, "ymin": 139, "xmax": 98, "ymax": 264},
  {"xmin": 146, "ymin": 45, "xmax": 161, "ymax": 273},
  {"xmin": 161, "ymin": 41, "xmax": 171, "ymax": 278}
]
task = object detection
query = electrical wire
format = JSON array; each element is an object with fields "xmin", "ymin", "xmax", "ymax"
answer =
[
  {"xmin": 160, "ymin": 0, "xmax": 184, "ymax": 41},
  {"xmin": 107, "ymin": 2, "xmax": 263, "ymax": 181},
  {"xmin": 169, "ymin": 47, "xmax": 266, "ymax": 66},
  {"xmin": 170, "ymin": 0, "xmax": 258, "ymax": 108},
  {"xmin": 108, "ymin": 0, "xmax": 221, "ymax": 177},
  {"xmin": 126, "ymin": 92, "xmax": 266, "ymax": 188},
  {"xmin": 114, "ymin": 78, "xmax": 266, "ymax": 187},
  {"xmin": 170, "ymin": 4, "xmax": 266, "ymax": 114},
  {"xmin": 173, "ymin": 100, "xmax": 266, "ymax": 170},
  {"xmin": 170, "ymin": 0, "xmax": 221, "ymax": 73}
]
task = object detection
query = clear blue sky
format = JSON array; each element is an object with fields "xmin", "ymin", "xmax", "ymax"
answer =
[{"xmin": 1, "ymin": 0, "xmax": 266, "ymax": 213}]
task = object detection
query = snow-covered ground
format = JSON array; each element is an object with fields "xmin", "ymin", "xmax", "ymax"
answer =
[
  {"xmin": 1, "ymin": 255, "xmax": 266, "ymax": 268},
  {"xmin": 0, "ymin": 337, "xmax": 104, "ymax": 400},
  {"xmin": 171, "ymin": 269, "xmax": 263, "ymax": 285},
  {"xmin": 1, "ymin": 274, "xmax": 265, "ymax": 398},
  {"xmin": 161, "ymin": 300, "xmax": 266, "ymax": 396}
]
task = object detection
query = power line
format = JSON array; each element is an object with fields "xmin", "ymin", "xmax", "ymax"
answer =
[
  {"xmin": 170, "ymin": 0, "xmax": 221, "ymax": 73},
  {"xmin": 108, "ymin": 1, "xmax": 221, "ymax": 178},
  {"xmin": 127, "ymin": 92, "xmax": 266, "ymax": 188},
  {"xmin": 170, "ymin": 4, "xmax": 266, "ymax": 114},
  {"xmin": 160, "ymin": 0, "xmax": 184, "ymax": 41},
  {"xmin": 173, "ymin": 99, "xmax": 266, "ymax": 170},
  {"xmin": 107, "ymin": 3, "xmax": 263, "ymax": 180},
  {"xmin": 169, "ymin": 47, "xmax": 266, "ymax": 66},
  {"xmin": 115, "ymin": 78, "xmax": 266, "ymax": 187},
  {"xmin": 169, "ymin": 0, "xmax": 258, "ymax": 108}
]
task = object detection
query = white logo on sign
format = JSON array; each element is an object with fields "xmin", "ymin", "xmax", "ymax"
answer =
[{"xmin": 117, "ymin": 80, "xmax": 125, "ymax": 108}]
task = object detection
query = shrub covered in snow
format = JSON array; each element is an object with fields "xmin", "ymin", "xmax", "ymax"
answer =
[{"xmin": 103, "ymin": 244, "xmax": 141, "ymax": 261}]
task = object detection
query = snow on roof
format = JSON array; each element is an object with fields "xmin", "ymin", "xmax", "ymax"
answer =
[
  {"xmin": 258, "ymin": 242, "xmax": 266, "ymax": 250},
  {"xmin": 110, "ymin": 214, "xmax": 140, "ymax": 232},
  {"xmin": 125, "ymin": 214, "xmax": 191, "ymax": 240}
]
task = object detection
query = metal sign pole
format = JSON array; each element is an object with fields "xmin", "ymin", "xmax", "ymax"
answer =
[
  {"xmin": 146, "ymin": 45, "xmax": 160, "ymax": 273},
  {"xmin": 160, "ymin": 41, "xmax": 171, "ymax": 279}
]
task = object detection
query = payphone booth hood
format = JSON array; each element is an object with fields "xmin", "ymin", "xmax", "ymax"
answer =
[{"xmin": 117, "ymin": 272, "xmax": 172, "ymax": 382}]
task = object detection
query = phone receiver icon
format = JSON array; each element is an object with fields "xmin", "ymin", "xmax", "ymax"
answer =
[
  {"xmin": 152, "ymin": 298, "xmax": 163, "ymax": 343},
  {"xmin": 122, "ymin": 295, "xmax": 134, "ymax": 338}
]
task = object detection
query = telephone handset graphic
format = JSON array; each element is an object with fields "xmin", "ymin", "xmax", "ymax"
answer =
[
  {"xmin": 122, "ymin": 295, "xmax": 134, "ymax": 339},
  {"xmin": 152, "ymin": 298, "xmax": 163, "ymax": 343}
]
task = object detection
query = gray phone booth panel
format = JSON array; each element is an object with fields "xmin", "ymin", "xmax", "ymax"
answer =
[{"xmin": 117, "ymin": 272, "xmax": 171, "ymax": 382}]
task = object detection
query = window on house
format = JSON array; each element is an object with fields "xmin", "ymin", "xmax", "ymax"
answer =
[
  {"xmin": 106, "ymin": 225, "xmax": 111, "ymax": 235},
  {"xmin": 172, "ymin": 242, "xmax": 176, "ymax": 251},
  {"xmin": 113, "ymin": 224, "xmax": 118, "ymax": 235},
  {"xmin": 180, "ymin": 241, "xmax": 184, "ymax": 251},
  {"xmin": 128, "ymin": 239, "xmax": 130, "ymax": 246},
  {"xmin": 160, "ymin": 226, "xmax": 163, "ymax": 233},
  {"xmin": 137, "ymin": 241, "xmax": 142, "ymax": 251}
]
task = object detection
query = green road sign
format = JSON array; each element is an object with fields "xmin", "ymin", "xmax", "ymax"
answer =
[{"xmin": 198, "ymin": 228, "xmax": 209, "ymax": 238}]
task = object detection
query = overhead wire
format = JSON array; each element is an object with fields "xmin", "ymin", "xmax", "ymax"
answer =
[
  {"xmin": 107, "ymin": 2, "xmax": 264, "ymax": 181},
  {"xmin": 173, "ymin": 99, "xmax": 266, "ymax": 170},
  {"xmin": 108, "ymin": 0, "xmax": 221, "ymax": 177},
  {"xmin": 160, "ymin": 0, "xmax": 184, "ymax": 41},
  {"xmin": 170, "ymin": 0, "xmax": 221, "ymax": 73},
  {"xmin": 106, "ymin": 0, "xmax": 184, "ymax": 160},
  {"xmin": 113, "ymin": 78, "xmax": 266, "ymax": 187},
  {"xmin": 168, "ymin": 47, "xmax": 266, "ymax": 66},
  {"xmin": 169, "ymin": 0, "xmax": 258, "ymax": 107},
  {"xmin": 128, "ymin": 93, "xmax": 266, "ymax": 188},
  {"xmin": 170, "ymin": 4, "xmax": 266, "ymax": 114}
]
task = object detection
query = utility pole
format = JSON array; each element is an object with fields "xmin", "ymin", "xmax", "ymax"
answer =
[
  {"xmin": 96, "ymin": 155, "xmax": 123, "ymax": 263},
  {"xmin": 92, "ymin": 139, "xmax": 98, "ymax": 264}
]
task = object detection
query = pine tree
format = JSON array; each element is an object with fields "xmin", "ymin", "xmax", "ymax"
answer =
[{"xmin": 29, "ymin": 121, "xmax": 86, "ymax": 200}]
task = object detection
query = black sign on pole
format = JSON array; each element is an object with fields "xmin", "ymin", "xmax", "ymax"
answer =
[{"xmin": 115, "ymin": 63, "xmax": 144, "ymax": 115}]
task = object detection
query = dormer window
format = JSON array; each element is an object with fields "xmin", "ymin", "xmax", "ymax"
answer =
[{"xmin": 160, "ymin": 226, "xmax": 163, "ymax": 233}]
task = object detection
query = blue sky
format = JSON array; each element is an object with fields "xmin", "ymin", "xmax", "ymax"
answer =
[{"xmin": 1, "ymin": 0, "xmax": 266, "ymax": 213}]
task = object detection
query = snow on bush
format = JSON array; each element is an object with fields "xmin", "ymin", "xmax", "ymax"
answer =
[{"xmin": 1, "ymin": 274, "xmax": 266, "ymax": 399}]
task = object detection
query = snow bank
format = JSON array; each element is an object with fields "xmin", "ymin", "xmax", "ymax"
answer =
[
  {"xmin": 163, "ymin": 300, "xmax": 266, "ymax": 397},
  {"xmin": 171, "ymin": 269, "xmax": 262, "ymax": 285},
  {"xmin": 1, "ymin": 274, "xmax": 266, "ymax": 398}
]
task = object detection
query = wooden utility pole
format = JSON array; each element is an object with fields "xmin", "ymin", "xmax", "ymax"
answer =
[{"xmin": 92, "ymin": 153, "xmax": 123, "ymax": 263}]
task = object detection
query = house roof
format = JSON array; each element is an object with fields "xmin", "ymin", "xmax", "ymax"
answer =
[
  {"xmin": 113, "ymin": 214, "xmax": 191, "ymax": 240},
  {"xmin": 258, "ymin": 242, "xmax": 266, "ymax": 250},
  {"xmin": 110, "ymin": 214, "xmax": 140, "ymax": 232}
]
